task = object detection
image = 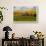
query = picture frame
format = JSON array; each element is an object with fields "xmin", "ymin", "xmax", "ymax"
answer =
[{"xmin": 13, "ymin": 6, "xmax": 38, "ymax": 22}]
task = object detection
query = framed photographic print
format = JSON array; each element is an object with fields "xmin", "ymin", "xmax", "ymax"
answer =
[{"xmin": 13, "ymin": 6, "xmax": 38, "ymax": 22}]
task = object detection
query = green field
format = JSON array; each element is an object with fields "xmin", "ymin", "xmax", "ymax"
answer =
[{"xmin": 14, "ymin": 16, "xmax": 36, "ymax": 21}]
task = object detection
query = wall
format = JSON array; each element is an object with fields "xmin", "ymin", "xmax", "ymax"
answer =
[{"xmin": 0, "ymin": 0, "xmax": 46, "ymax": 46}]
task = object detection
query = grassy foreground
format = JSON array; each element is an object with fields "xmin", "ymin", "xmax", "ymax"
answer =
[{"xmin": 14, "ymin": 15, "xmax": 36, "ymax": 21}]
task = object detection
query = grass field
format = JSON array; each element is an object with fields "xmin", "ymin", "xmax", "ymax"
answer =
[{"xmin": 14, "ymin": 16, "xmax": 36, "ymax": 21}]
